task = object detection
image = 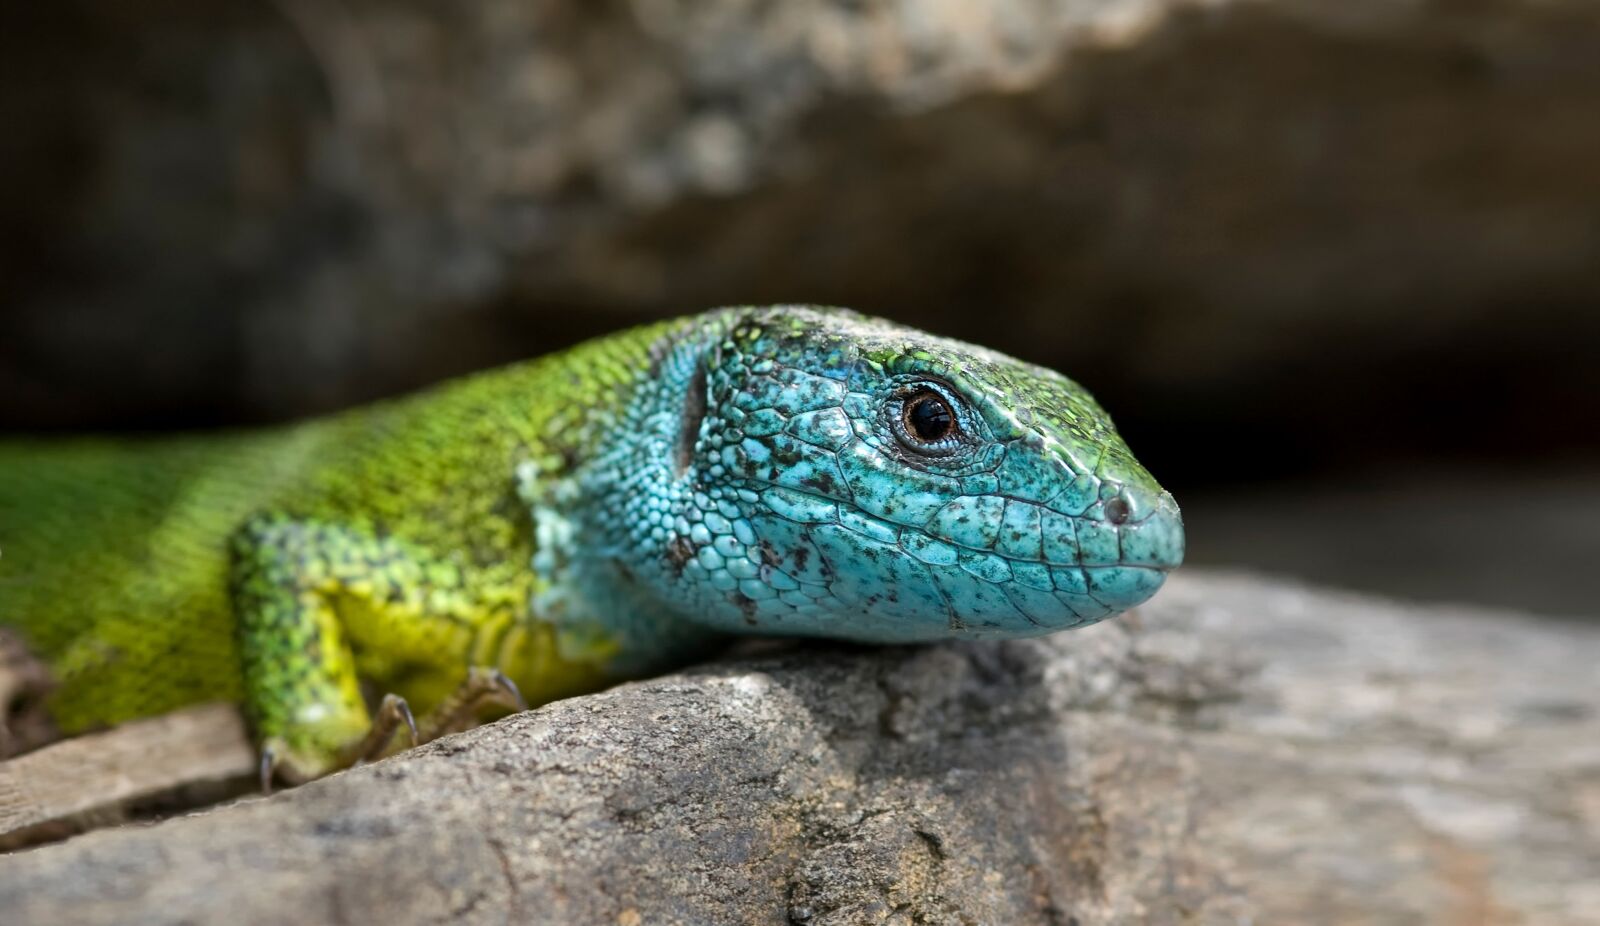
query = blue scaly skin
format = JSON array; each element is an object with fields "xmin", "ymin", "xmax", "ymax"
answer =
[
  {"xmin": 0, "ymin": 306, "xmax": 1183, "ymax": 783},
  {"xmin": 573, "ymin": 306, "xmax": 1183, "ymax": 650}
]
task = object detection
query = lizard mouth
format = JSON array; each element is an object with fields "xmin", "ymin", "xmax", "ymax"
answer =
[
  {"xmin": 673, "ymin": 469, "xmax": 1182, "ymax": 641},
  {"xmin": 864, "ymin": 484, "xmax": 1184, "ymax": 636}
]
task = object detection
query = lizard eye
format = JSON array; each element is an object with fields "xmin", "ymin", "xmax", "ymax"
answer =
[{"xmin": 900, "ymin": 389, "xmax": 958, "ymax": 445}]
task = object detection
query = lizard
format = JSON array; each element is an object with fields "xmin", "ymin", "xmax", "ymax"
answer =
[{"xmin": 0, "ymin": 306, "xmax": 1184, "ymax": 786}]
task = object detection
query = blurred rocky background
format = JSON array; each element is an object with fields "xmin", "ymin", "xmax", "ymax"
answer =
[{"xmin": 2, "ymin": 0, "xmax": 1596, "ymax": 615}]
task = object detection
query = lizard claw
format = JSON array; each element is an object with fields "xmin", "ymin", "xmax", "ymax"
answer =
[
  {"xmin": 415, "ymin": 667, "xmax": 530, "ymax": 743},
  {"xmin": 259, "ymin": 745, "xmax": 278, "ymax": 795},
  {"xmin": 348, "ymin": 693, "xmax": 418, "ymax": 763},
  {"xmin": 397, "ymin": 696, "xmax": 420, "ymax": 747},
  {"xmin": 489, "ymin": 669, "xmax": 529, "ymax": 713}
]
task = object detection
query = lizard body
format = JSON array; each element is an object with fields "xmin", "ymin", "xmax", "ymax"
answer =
[{"xmin": 0, "ymin": 307, "xmax": 1183, "ymax": 781}]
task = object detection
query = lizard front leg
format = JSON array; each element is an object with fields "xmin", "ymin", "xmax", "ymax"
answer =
[{"xmin": 230, "ymin": 515, "xmax": 498, "ymax": 784}]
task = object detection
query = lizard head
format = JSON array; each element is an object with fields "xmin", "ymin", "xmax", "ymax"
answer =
[{"xmin": 610, "ymin": 305, "xmax": 1183, "ymax": 642}]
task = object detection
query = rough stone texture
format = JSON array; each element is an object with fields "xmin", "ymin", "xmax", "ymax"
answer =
[
  {"xmin": 2, "ymin": 571, "xmax": 1595, "ymax": 925},
  {"xmin": 4, "ymin": 0, "xmax": 1598, "ymax": 486}
]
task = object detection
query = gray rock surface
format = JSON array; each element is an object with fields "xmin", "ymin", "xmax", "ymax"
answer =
[{"xmin": 2, "ymin": 572, "xmax": 1595, "ymax": 925}]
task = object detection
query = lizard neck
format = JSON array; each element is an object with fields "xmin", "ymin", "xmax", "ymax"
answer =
[{"xmin": 534, "ymin": 312, "xmax": 743, "ymax": 670}]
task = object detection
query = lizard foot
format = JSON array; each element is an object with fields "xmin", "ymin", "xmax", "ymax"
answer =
[
  {"xmin": 256, "ymin": 672, "xmax": 524, "ymax": 790},
  {"xmin": 418, "ymin": 667, "xmax": 528, "ymax": 744},
  {"xmin": 257, "ymin": 693, "xmax": 418, "ymax": 792},
  {"xmin": 343, "ymin": 692, "xmax": 420, "ymax": 765}
]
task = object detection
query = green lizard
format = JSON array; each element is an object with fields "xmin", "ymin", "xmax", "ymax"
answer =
[{"xmin": 0, "ymin": 306, "xmax": 1183, "ymax": 784}]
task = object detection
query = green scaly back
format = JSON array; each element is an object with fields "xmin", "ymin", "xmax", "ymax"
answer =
[{"xmin": 0, "ymin": 317, "xmax": 683, "ymax": 734}]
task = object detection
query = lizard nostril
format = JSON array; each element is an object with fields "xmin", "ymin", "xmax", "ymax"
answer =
[{"xmin": 1104, "ymin": 496, "xmax": 1131, "ymax": 525}]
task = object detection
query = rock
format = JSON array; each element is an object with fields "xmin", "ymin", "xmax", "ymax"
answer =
[
  {"xmin": 1, "ymin": 571, "xmax": 1595, "ymax": 925},
  {"xmin": 3, "ymin": 0, "xmax": 1598, "ymax": 491}
]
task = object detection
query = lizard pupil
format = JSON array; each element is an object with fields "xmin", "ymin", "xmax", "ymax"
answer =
[{"xmin": 905, "ymin": 392, "xmax": 955, "ymax": 443}]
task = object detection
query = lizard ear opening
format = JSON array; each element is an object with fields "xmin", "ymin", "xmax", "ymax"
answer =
[{"xmin": 674, "ymin": 362, "xmax": 708, "ymax": 477}]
